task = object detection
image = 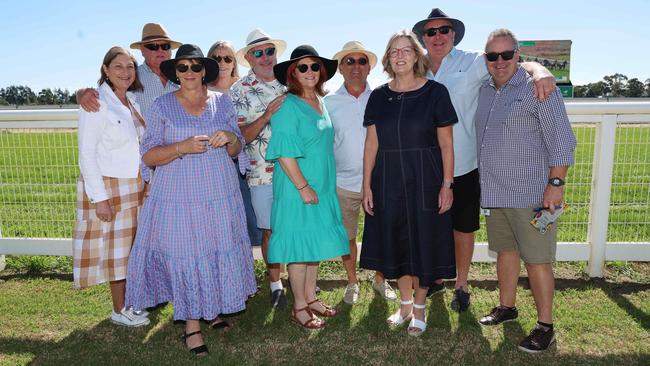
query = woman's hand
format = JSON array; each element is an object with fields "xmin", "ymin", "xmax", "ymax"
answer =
[
  {"xmin": 95, "ymin": 200, "xmax": 113, "ymax": 222},
  {"xmin": 178, "ymin": 135, "xmax": 210, "ymax": 155},
  {"xmin": 209, "ymin": 130, "xmax": 237, "ymax": 148},
  {"xmin": 438, "ymin": 187, "xmax": 453, "ymax": 214},
  {"xmin": 299, "ymin": 186, "xmax": 319, "ymax": 205},
  {"xmin": 362, "ymin": 186, "xmax": 374, "ymax": 216}
]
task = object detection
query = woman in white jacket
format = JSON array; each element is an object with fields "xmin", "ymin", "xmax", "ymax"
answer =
[{"xmin": 73, "ymin": 46, "xmax": 149, "ymax": 327}]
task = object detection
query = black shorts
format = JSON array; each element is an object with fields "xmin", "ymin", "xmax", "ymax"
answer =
[{"xmin": 451, "ymin": 169, "xmax": 480, "ymax": 233}]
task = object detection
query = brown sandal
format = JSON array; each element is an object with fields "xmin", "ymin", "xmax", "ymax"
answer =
[
  {"xmin": 291, "ymin": 306, "xmax": 325, "ymax": 330},
  {"xmin": 307, "ymin": 299, "xmax": 337, "ymax": 317}
]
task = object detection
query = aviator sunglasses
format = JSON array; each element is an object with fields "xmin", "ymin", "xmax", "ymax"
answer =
[
  {"xmin": 176, "ymin": 63, "xmax": 205, "ymax": 73},
  {"xmin": 485, "ymin": 50, "xmax": 517, "ymax": 62},
  {"xmin": 424, "ymin": 25, "xmax": 453, "ymax": 37},
  {"xmin": 252, "ymin": 47, "xmax": 276, "ymax": 58},
  {"xmin": 213, "ymin": 55, "xmax": 233, "ymax": 64},
  {"xmin": 345, "ymin": 57, "xmax": 368, "ymax": 66},
  {"xmin": 296, "ymin": 63, "xmax": 321, "ymax": 73},
  {"xmin": 143, "ymin": 43, "xmax": 171, "ymax": 51}
]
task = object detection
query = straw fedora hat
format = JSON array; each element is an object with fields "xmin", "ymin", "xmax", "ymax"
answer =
[
  {"xmin": 332, "ymin": 41, "xmax": 378, "ymax": 69},
  {"xmin": 130, "ymin": 23, "xmax": 182, "ymax": 50},
  {"xmin": 235, "ymin": 28, "xmax": 287, "ymax": 68},
  {"xmin": 273, "ymin": 45, "xmax": 338, "ymax": 86},
  {"xmin": 159, "ymin": 44, "xmax": 219, "ymax": 85}
]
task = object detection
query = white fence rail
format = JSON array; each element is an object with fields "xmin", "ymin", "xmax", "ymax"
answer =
[{"xmin": 1, "ymin": 103, "xmax": 649, "ymax": 277}]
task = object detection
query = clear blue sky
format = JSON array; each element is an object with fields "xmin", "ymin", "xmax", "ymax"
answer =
[{"xmin": 2, "ymin": 0, "xmax": 648, "ymax": 92}]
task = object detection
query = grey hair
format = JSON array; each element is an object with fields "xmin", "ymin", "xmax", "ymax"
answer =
[{"xmin": 485, "ymin": 28, "xmax": 519, "ymax": 51}]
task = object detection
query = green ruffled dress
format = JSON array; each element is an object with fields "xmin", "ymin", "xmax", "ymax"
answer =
[{"xmin": 265, "ymin": 93, "xmax": 349, "ymax": 263}]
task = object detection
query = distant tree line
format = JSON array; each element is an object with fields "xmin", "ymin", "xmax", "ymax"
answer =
[
  {"xmin": 0, "ymin": 86, "xmax": 76, "ymax": 107},
  {"xmin": 573, "ymin": 74, "xmax": 650, "ymax": 98}
]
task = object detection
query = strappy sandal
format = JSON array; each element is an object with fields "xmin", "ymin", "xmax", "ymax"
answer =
[
  {"xmin": 407, "ymin": 303, "xmax": 427, "ymax": 337},
  {"xmin": 307, "ymin": 299, "xmax": 337, "ymax": 317},
  {"xmin": 208, "ymin": 317, "xmax": 230, "ymax": 331},
  {"xmin": 387, "ymin": 299, "xmax": 413, "ymax": 326},
  {"xmin": 291, "ymin": 306, "xmax": 325, "ymax": 330},
  {"xmin": 181, "ymin": 330, "xmax": 209, "ymax": 357}
]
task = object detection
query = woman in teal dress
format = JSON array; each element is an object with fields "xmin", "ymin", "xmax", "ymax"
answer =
[{"xmin": 267, "ymin": 45, "xmax": 349, "ymax": 330}]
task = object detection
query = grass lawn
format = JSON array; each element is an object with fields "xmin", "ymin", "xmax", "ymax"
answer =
[{"xmin": 1, "ymin": 260, "xmax": 649, "ymax": 366}]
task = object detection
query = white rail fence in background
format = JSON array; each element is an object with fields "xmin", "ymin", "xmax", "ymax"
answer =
[{"xmin": 0, "ymin": 102, "xmax": 649, "ymax": 277}]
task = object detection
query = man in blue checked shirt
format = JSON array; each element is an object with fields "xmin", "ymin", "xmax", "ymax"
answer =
[{"xmin": 475, "ymin": 28, "xmax": 576, "ymax": 354}]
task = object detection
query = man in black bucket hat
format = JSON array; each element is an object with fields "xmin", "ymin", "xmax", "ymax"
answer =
[{"xmin": 412, "ymin": 8, "xmax": 557, "ymax": 313}]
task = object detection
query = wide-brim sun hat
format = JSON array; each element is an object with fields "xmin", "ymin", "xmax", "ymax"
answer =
[
  {"xmin": 273, "ymin": 45, "xmax": 338, "ymax": 86},
  {"xmin": 159, "ymin": 44, "xmax": 219, "ymax": 84},
  {"xmin": 332, "ymin": 41, "xmax": 378, "ymax": 70},
  {"xmin": 412, "ymin": 8, "xmax": 465, "ymax": 46},
  {"xmin": 129, "ymin": 23, "xmax": 182, "ymax": 50},
  {"xmin": 235, "ymin": 28, "xmax": 287, "ymax": 68}
]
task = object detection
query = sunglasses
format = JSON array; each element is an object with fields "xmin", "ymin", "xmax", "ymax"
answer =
[
  {"xmin": 143, "ymin": 43, "xmax": 171, "ymax": 51},
  {"xmin": 485, "ymin": 50, "xmax": 517, "ymax": 62},
  {"xmin": 296, "ymin": 63, "xmax": 321, "ymax": 73},
  {"xmin": 424, "ymin": 26, "xmax": 453, "ymax": 37},
  {"xmin": 176, "ymin": 63, "xmax": 205, "ymax": 73},
  {"xmin": 213, "ymin": 55, "xmax": 233, "ymax": 64},
  {"xmin": 251, "ymin": 47, "xmax": 276, "ymax": 58},
  {"xmin": 344, "ymin": 57, "xmax": 368, "ymax": 66}
]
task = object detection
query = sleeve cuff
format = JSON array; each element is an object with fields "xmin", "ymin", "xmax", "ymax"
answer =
[{"xmin": 265, "ymin": 132, "xmax": 305, "ymax": 161}]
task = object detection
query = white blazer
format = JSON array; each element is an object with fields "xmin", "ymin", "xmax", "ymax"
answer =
[{"xmin": 78, "ymin": 82, "xmax": 142, "ymax": 202}]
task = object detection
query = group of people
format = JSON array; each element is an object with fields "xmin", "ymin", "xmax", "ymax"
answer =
[{"xmin": 73, "ymin": 7, "xmax": 576, "ymax": 357}]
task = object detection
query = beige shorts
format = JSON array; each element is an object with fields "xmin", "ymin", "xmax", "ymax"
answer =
[
  {"xmin": 485, "ymin": 207, "xmax": 557, "ymax": 264},
  {"xmin": 336, "ymin": 187, "xmax": 362, "ymax": 240}
]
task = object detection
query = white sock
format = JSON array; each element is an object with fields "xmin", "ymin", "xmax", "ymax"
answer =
[{"xmin": 270, "ymin": 280, "xmax": 283, "ymax": 292}]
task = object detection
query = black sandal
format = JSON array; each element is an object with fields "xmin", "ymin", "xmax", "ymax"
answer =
[
  {"xmin": 208, "ymin": 317, "xmax": 230, "ymax": 330},
  {"xmin": 181, "ymin": 330, "xmax": 209, "ymax": 357}
]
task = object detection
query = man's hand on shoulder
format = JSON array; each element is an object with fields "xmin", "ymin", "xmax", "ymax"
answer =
[{"xmin": 77, "ymin": 88, "xmax": 100, "ymax": 113}]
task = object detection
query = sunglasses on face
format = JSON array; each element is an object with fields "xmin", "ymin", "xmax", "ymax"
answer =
[
  {"xmin": 251, "ymin": 47, "xmax": 276, "ymax": 58},
  {"xmin": 344, "ymin": 57, "xmax": 368, "ymax": 66},
  {"xmin": 176, "ymin": 63, "xmax": 205, "ymax": 73},
  {"xmin": 296, "ymin": 63, "xmax": 321, "ymax": 73},
  {"xmin": 213, "ymin": 55, "xmax": 233, "ymax": 64},
  {"xmin": 388, "ymin": 47, "xmax": 414, "ymax": 58},
  {"xmin": 143, "ymin": 43, "xmax": 171, "ymax": 51},
  {"xmin": 485, "ymin": 50, "xmax": 517, "ymax": 62},
  {"xmin": 423, "ymin": 25, "xmax": 453, "ymax": 37}
]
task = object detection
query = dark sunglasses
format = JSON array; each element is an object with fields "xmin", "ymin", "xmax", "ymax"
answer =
[
  {"xmin": 252, "ymin": 47, "xmax": 276, "ymax": 58},
  {"xmin": 176, "ymin": 63, "xmax": 205, "ymax": 73},
  {"xmin": 345, "ymin": 57, "xmax": 368, "ymax": 66},
  {"xmin": 485, "ymin": 50, "xmax": 517, "ymax": 62},
  {"xmin": 143, "ymin": 43, "xmax": 171, "ymax": 51},
  {"xmin": 213, "ymin": 56, "xmax": 233, "ymax": 64},
  {"xmin": 296, "ymin": 63, "xmax": 321, "ymax": 73},
  {"xmin": 424, "ymin": 26, "xmax": 453, "ymax": 37}
]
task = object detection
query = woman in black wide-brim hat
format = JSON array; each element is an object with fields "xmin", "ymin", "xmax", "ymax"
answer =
[
  {"xmin": 125, "ymin": 44, "xmax": 257, "ymax": 357},
  {"xmin": 265, "ymin": 45, "xmax": 349, "ymax": 330}
]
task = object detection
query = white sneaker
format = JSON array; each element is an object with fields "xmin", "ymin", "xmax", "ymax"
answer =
[
  {"xmin": 128, "ymin": 306, "xmax": 149, "ymax": 317},
  {"xmin": 111, "ymin": 307, "xmax": 150, "ymax": 327},
  {"xmin": 343, "ymin": 283, "xmax": 360, "ymax": 305},
  {"xmin": 372, "ymin": 279, "xmax": 397, "ymax": 300}
]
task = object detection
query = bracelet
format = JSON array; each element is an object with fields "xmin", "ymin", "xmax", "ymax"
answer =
[
  {"xmin": 176, "ymin": 143, "xmax": 184, "ymax": 159},
  {"xmin": 297, "ymin": 183, "xmax": 309, "ymax": 190}
]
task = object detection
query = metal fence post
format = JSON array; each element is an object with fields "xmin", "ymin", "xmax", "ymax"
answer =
[{"xmin": 587, "ymin": 114, "xmax": 617, "ymax": 277}]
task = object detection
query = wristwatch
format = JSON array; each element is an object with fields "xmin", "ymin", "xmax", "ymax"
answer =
[
  {"xmin": 442, "ymin": 180, "xmax": 455, "ymax": 189},
  {"xmin": 548, "ymin": 177, "xmax": 565, "ymax": 187}
]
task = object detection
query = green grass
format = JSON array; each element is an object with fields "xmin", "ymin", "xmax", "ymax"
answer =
[{"xmin": 1, "ymin": 261, "xmax": 649, "ymax": 365}]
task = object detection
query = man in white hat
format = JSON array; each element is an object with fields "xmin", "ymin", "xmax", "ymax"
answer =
[
  {"xmin": 324, "ymin": 41, "xmax": 396, "ymax": 305},
  {"xmin": 412, "ymin": 8, "xmax": 556, "ymax": 311},
  {"xmin": 230, "ymin": 28, "xmax": 288, "ymax": 309},
  {"xmin": 77, "ymin": 22, "xmax": 182, "ymax": 115}
]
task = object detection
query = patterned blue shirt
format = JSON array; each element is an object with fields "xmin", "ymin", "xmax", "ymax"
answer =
[
  {"xmin": 475, "ymin": 66, "xmax": 576, "ymax": 208},
  {"xmin": 134, "ymin": 62, "xmax": 179, "ymax": 115}
]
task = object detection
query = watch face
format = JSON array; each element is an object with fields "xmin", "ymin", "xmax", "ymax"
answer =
[{"xmin": 549, "ymin": 178, "xmax": 563, "ymax": 186}]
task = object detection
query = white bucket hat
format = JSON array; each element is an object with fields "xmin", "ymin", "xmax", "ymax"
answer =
[
  {"xmin": 332, "ymin": 41, "xmax": 378, "ymax": 69},
  {"xmin": 235, "ymin": 28, "xmax": 287, "ymax": 68}
]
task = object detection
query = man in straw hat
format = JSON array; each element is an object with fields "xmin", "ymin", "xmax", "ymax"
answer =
[
  {"xmin": 230, "ymin": 28, "xmax": 288, "ymax": 309},
  {"xmin": 78, "ymin": 22, "xmax": 182, "ymax": 115},
  {"xmin": 412, "ymin": 8, "xmax": 556, "ymax": 312},
  {"xmin": 324, "ymin": 41, "xmax": 396, "ymax": 305}
]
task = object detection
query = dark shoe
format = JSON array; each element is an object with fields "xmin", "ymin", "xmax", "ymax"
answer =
[
  {"xmin": 181, "ymin": 331, "xmax": 209, "ymax": 357},
  {"xmin": 518, "ymin": 326, "xmax": 556, "ymax": 353},
  {"xmin": 450, "ymin": 288, "xmax": 470, "ymax": 312},
  {"xmin": 426, "ymin": 282, "xmax": 445, "ymax": 297},
  {"xmin": 208, "ymin": 316, "xmax": 230, "ymax": 331},
  {"xmin": 479, "ymin": 306, "xmax": 518, "ymax": 326},
  {"xmin": 271, "ymin": 288, "xmax": 288, "ymax": 309}
]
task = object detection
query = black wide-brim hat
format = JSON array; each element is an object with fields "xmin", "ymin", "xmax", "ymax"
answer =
[
  {"xmin": 412, "ymin": 8, "xmax": 465, "ymax": 46},
  {"xmin": 273, "ymin": 45, "xmax": 338, "ymax": 86},
  {"xmin": 160, "ymin": 44, "xmax": 219, "ymax": 85}
]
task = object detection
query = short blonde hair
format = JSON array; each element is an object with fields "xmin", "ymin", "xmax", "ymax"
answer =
[
  {"xmin": 207, "ymin": 40, "xmax": 239, "ymax": 78},
  {"xmin": 381, "ymin": 30, "xmax": 429, "ymax": 79}
]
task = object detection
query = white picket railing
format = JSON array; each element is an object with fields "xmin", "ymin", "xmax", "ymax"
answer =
[{"xmin": 0, "ymin": 102, "xmax": 649, "ymax": 277}]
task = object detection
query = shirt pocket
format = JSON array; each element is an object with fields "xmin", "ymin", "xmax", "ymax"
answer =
[{"xmin": 103, "ymin": 112, "xmax": 132, "ymax": 147}]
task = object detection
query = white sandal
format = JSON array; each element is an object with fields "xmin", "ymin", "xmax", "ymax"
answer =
[
  {"xmin": 387, "ymin": 299, "xmax": 413, "ymax": 326},
  {"xmin": 407, "ymin": 303, "xmax": 427, "ymax": 336}
]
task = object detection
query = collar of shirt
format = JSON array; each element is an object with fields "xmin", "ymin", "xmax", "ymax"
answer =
[
  {"xmin": 243, "ymin": 69, "xmax": 283, "ymax": 89},
  {"xmin": 334, "ymin": 82, "xmax": 372, "ymax": 98}
]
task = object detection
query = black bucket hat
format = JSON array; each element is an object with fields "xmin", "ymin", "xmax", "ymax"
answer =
[
  {"xmin": 412, "ymin": 8, "xmax": 465, "ymax": 46},
  {"xmin": 160, "ymin": 44, "xmax": 219, "ymax": 84},
  {"xmin": 273, "ymin": 45, "xmax": 338, "ymax": 86}
]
